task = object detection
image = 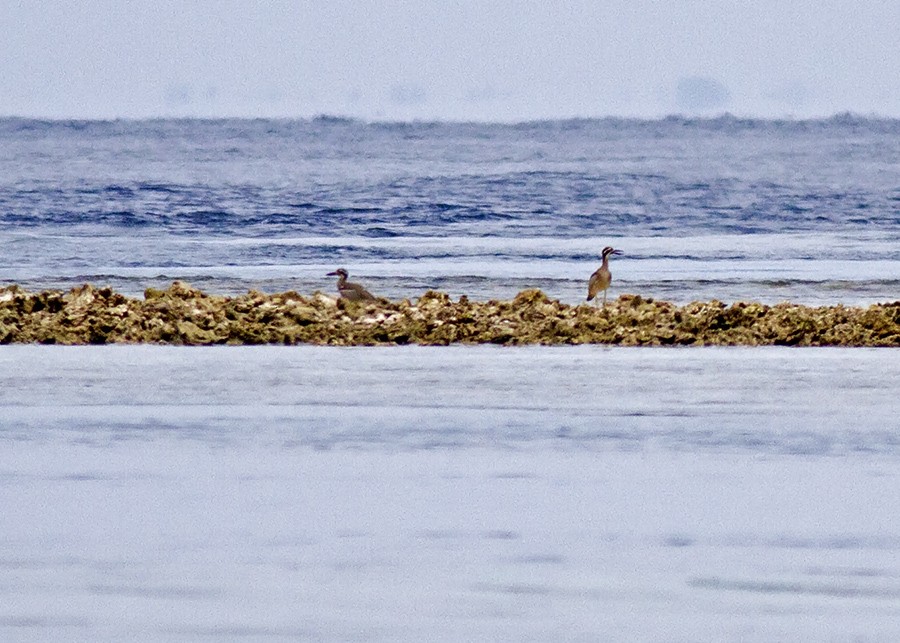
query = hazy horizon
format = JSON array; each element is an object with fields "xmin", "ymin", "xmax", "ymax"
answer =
[
  {"xmin": 3, "ymin": 1, "xmax": 898, "ymax": 121},
  {"xmin": 2, "ymin": 111, "xmax": 897, "ymax": 125}
]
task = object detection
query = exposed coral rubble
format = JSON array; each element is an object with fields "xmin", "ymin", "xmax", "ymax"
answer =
[{"xmin": 0, "ymin": 282, "xmax": 898, "ymax": 346}]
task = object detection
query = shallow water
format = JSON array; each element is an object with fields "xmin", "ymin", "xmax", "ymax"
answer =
[{"xmin": 2, "ymin": 345, "xmax": 899, "ymax": 641}]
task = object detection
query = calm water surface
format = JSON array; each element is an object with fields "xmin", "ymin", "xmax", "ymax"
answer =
[{"xmin": 1, "ymin": 345, "xmax": 899, "ymax": 641}]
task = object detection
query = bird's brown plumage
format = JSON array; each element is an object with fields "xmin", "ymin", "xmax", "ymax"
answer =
[
  {"xmin": 586, "ymin": 246, "xmax": 622, "ymax": 306},
  {"xmin": 327, "ymin": 269, "xmax": 377, "ymax": 302}
]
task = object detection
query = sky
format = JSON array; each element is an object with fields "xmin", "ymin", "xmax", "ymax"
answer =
[{"xmin": 2, "ymin": 0, "xmax": 898, "ymax": 121}]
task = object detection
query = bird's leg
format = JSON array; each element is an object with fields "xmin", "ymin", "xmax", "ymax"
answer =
[{"xmin": 602, "ymin": 290, "xmax": 607, "ymax": 307}]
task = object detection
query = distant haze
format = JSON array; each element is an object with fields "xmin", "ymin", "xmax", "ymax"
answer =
[{"xmin": 2, "ymin": 0, "xmax": 898, "ymax": 121}]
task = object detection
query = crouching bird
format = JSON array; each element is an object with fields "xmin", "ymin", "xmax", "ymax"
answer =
[
  {"xmin": 587, "ymin": 246, "xmax": 623, "ymax": 306},
  {"xmin": 327, "ymin": 268, "xmax": 377, "ymax": 302}
]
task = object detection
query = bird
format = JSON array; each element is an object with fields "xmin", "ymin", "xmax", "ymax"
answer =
[
  {"xmin": 327, "ymin": 268, "xmax": 377, "ymax": 302},
  {"xmin": 586, "ymin": 246, "xmax": 623, "ymax": 307}
]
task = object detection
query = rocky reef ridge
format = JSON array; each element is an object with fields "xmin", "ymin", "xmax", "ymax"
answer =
[{"xmin": 1, "ymin": 282, "xmax": 898, "ymax": 346}]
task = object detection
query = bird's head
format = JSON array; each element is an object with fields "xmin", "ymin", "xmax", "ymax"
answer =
[
  {"xmin": 602, "ymin": 246, "xmax": 623, "ymax": 258},
  {"xmin": 327, "ymin": 268, "xmax": 349, "ymax": 278}
]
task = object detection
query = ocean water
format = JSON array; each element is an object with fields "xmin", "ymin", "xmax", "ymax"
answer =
[
  {"xmin": 1, "ymin": 115, "xmax": 898, "ymax": 304},
  {"xmin": 1, "ymin": 117, "xmax": 899, "ymax": 641},
  {"xmin": 1, "ymin": 346, "xmax": 899, "ymax": 642}
]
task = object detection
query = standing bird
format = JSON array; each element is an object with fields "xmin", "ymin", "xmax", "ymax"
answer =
[
  {"xmin": 327, "ymin": 268, "xmax": 377, "ymax": 302},
  {"xmin": 587, "ymin": 246, "xmax": 623, "ymax": 307}
]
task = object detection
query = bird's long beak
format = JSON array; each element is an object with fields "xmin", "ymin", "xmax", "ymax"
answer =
[
  {"xmin": 611, "ymin": 249, "xmax": 624, "ymax": 255},
  {"xmin": 326, "ymin": 271, "xmax": 338, "ymax": 276}
]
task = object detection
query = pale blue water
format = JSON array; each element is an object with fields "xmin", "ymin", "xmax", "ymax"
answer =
[
  {"xmin": 1, "ymin": 117, "xmax": 899, "ymax": 641},
  {"xmin": 1, "ymin": 346, "xmax": 899, "ymax": 641}
]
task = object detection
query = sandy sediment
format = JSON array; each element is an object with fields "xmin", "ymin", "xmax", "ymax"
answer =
[{"xmin": 0, "ymin": 282, "xmax": 898, "ymax": 347}]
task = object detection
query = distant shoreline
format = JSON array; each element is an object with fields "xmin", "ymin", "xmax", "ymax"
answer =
[
  {"xmin": 1, "ymin": 283, "xmax": 898, "ymax": 347},
  {"xmin": 2, "ymin": 112, "xmax": 898, "ymax": 128}
]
